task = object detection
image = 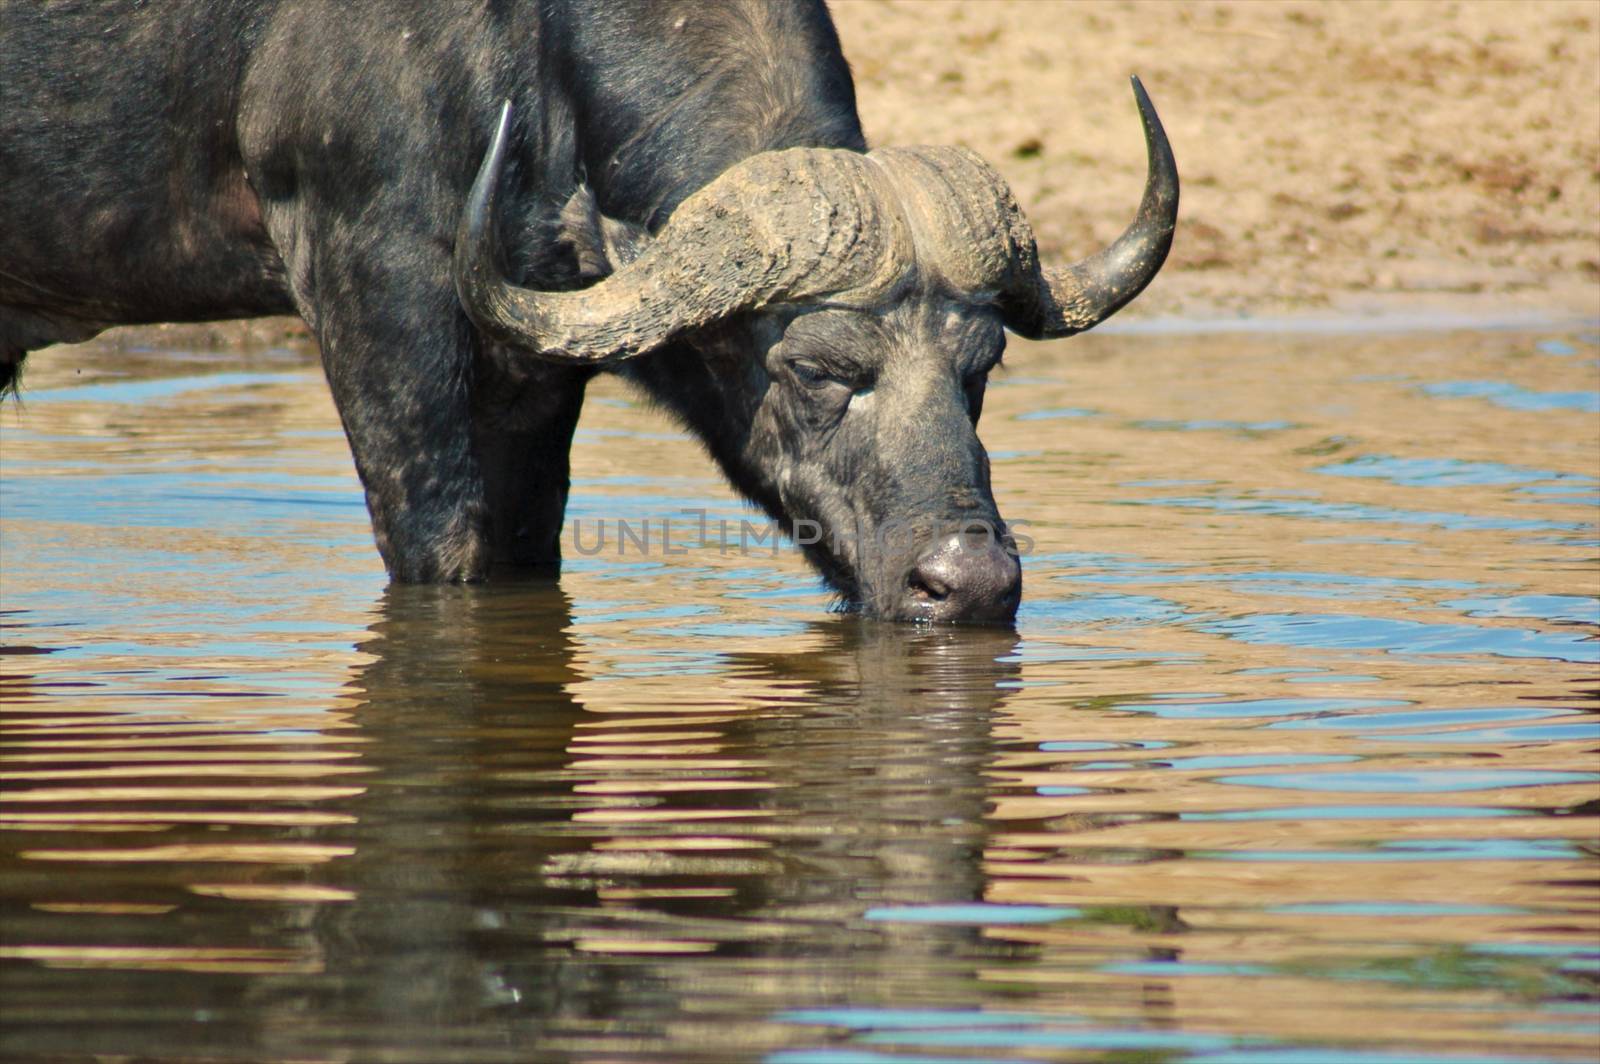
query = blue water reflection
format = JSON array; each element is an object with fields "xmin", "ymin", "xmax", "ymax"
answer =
[
  {"xmin": 1417, "ymin": 380, "xmax": 1600, "ymax": 413},
  {"xmin": 1183, "ymin": 806, "xmax": 1526, "ymax": 821},
  {"xmin": 1125, "ymin": 493, "xmax": 1585, "ymax": 533},
  {"xmin": 19, "ymin": 371, "xmax": 301, "ymax": 405},
  {"xmin": 1198, "ymin": 612, "xmax": 1598, "ymax": 662},
  {"xmin": 1445, "ymin": 594, "xmax": 1600, "ymax": 625},
  {"xmin": 1216, "ymin": 770, "xmax": 1599, "ymax": 792},
  {"xmin": 1314, "ymin": 454, "xmax": 1596, "ymax": 489},
  {"xmin": 1272, "ymin": 707, "xmax": 1577, "ymax": 731},
  {"xmin": 1116, "ymin": 697, "xmax": 1407, "ymax": 720}
]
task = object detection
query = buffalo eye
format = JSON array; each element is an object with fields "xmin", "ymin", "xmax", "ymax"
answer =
[
  {"xmin": 789, "ymin": 359, "xmax": 841, "ymax": 388},
  {"xmin": 788, "ymin": 358, "xmax": 868, "ymax": 397}
]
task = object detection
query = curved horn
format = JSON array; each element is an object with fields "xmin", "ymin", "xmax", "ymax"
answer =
[
  {"xmin": 454, "ymin": 102, "xmax": 909, "ymax": 364},
  {"xmin": 1004, "ymin": 76, "xmax": 1179, "ymax": 339}
]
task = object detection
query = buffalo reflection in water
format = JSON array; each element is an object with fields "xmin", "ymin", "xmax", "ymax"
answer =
[{"xmin": 258, "ymin": 585, "xmax": 1031, "ymax": 1054}]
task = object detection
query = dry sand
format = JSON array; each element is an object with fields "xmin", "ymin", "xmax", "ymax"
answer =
[
  {"xmin": 99, "ymin": 0, "xmax": 1600, "ymax": 350},
  {"xmin": 833, "ymin": 0, "xmax": 1600, "ymax": 322}
]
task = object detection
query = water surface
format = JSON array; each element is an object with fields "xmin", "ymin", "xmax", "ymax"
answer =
[{"xmin": 2, "ymin": 325, "xmax": 1597, "ymax": 1062}]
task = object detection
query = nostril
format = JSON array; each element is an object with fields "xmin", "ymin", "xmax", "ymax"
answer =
[{"xmin": 907, "ymin": 568, "xmax": 950, "ymax": 601}]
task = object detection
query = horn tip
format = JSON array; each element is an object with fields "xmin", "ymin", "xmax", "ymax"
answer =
[
  {"xmin": 1128, "ymin": 75, "xmax": 1156, "ymax": 120},
  {"xmin": 1125, "ymin": 76, "xmax": 1175, "ymax": 197},
  {"xmin": 456, "ymin": 100, "xmax": 518, "ymax": 336}
]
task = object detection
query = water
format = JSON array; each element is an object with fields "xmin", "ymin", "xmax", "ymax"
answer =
[{"xmin": 1, "ymin": 324, "xmax": 1597, "ymax": 1062}]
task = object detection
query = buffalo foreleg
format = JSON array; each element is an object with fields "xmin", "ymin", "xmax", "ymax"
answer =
[
  {"xmin": 270, "ymin": 226, "xmax": 492, "ymax": 581},
  {"xmin": 473, "ymin": 364, "xmax": 592, "ymax": 572}
]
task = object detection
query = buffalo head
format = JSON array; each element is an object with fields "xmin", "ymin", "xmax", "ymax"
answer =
[{"xmin": 454, "ymin": 79, "xmax": 1178, "ymax": 623}]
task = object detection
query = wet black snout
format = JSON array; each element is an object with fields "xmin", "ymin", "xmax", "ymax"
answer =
[{"xmin": 902, "ymin": 533, "xmax": 1022, "ymax": 623}]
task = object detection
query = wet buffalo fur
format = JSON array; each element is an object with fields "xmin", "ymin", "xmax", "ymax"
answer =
[{"xmin": 1, "ymin": 0, "xmax": 1017, "ymax": 616}]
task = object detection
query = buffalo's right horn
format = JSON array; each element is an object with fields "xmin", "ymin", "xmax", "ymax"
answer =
[
  {"xmin": 453, "ymin": 102, "xmax": 911, "ymax": 365},
  {"xmin": 1002, "ymin": 76, "xmax": 1179, "ymax": 339}
]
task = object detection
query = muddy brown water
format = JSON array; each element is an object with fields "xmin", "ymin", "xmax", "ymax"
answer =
[{"xmin": 1, "ymin": 322, "xmax": 1597, "ymax": 1062}]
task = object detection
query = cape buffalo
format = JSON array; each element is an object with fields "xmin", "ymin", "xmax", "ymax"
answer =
[{"xmin": 0, "ymin": 0, "xmax": 1177, "ymax": 622}]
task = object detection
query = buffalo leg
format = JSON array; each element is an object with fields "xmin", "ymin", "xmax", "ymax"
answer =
[
  {"xmin": 322, "ymin": 313, "xmax": 489, "ymax": 582},
  {"xmin": 274, "ymin": 236, "xmax": 490, "ymax": 581},
  {"xmin": 473, "ymin": 367, "xmax": 593, "ymax": 572}
]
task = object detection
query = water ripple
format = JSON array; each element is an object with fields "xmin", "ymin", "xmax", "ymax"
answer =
[
  {"xmin": 1417, "ymin": 380, "xmax": 1600, "ymax": 413},
  {"xmin": 1199, "ymin": 612, "xmax": 1599, "ymax": 662}
]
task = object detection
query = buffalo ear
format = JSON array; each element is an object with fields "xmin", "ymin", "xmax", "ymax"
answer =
[
  {"xmin": 683, "ymin": 315, "xmax": 758, "ymax": 373},
  {"xmin": 555, "ymin": 185, "xmax": 651, "ymax": 281}
]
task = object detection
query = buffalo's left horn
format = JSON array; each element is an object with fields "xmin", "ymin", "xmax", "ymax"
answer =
[
  {"xmin": 1002, "ymin": 76, "xmax": 1179, "ymax": 339},
  {"xmin": 454, "ymin": 101, "xmax": 907, "ymax": 364}
]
